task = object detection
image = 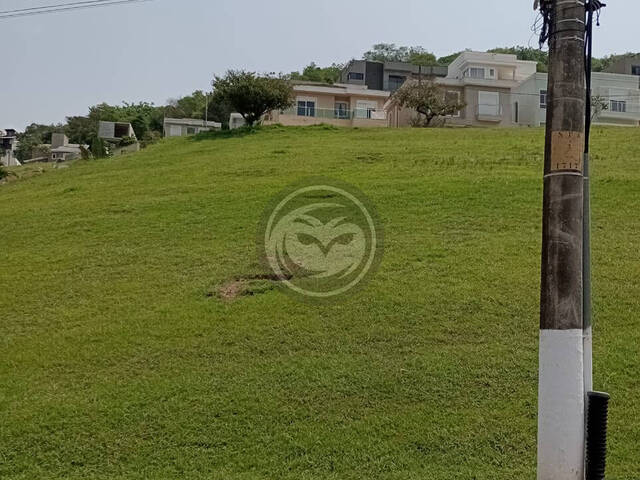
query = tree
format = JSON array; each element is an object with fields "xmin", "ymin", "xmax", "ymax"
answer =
[
  {"xmin": 363, "ymin": 43, "xmax": 438, "ymax": 65},
  {"xmin": 437, "ymin": 51, "xmax": 465, "ymax": 66},
  {"xmin": 392, "ymin": 81, "xmax": 466, "ymax": 127},
  {"xmin": 290, "ymin": 62, "xmax": 343, "ymax": 84},
  {"xmin": 407, "ymin": 47, "xmax": 438, "ymax": 67},
  {"xmin": 488, "ymin": 46, "xmax": 549, "ymax": 72},
  {"xmin": 165, "ymin": 90, "xmax": 209, "ymax": 119},
  {"xmin": 15, "ymin": 123, "xmax": 64, "ymax": 162},
  {"xmin": 591, "ymin": 95, "xmax": 609, "ymax": 122},
  {"xmin": 212, "ymin": 71, "xmax": 293, "ymax": 126},
  {"xmin": 592, "ymin": 52, "xmax": 640, "ymax": 72},
  {"xmin": 65, "ymin": 115, "xmax": 97, "ymax": 145}
]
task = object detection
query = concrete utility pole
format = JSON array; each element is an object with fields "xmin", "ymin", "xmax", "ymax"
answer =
[{"xmin": 537, "ymin": 1, "xmax": 587, "ymax": 479}]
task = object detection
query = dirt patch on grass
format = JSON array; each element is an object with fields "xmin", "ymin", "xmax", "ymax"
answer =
[{"xmin": 213, "ymin": 272, "xmax": 293, "ymax": 301}]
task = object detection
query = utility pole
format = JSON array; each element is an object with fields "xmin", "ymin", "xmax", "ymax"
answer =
[
  {"xmin": 205, "ymin": 90, "xmax": 209, "ymax": 127},
  {"xmin": 537, "ymin": 1, "xmax": 587, "ymax": 479}
]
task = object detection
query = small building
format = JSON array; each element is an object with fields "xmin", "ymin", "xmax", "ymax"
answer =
[
  {"xmin": 604, "ymin": 54, "xmax": 640, "ymax": 78},
  {"xmin": 49, "ymin": 133, "xmax": 86, "ymax": 162},
  {"xmin": 265, "ymin": 82, "xmax": 390, "ymax": 128},
  {"xmin": 229, "ymin": 113, "xmax": 246, "ymax": 130},
  {"xmin": 98, "ymin": 121, "xmax": 140, "ymax": 154},
  {"xmin": 163, "ymin": 117, "xmax": 221, "ymax": 137},
  {"xmin": 98, "ymin": 121, "xmax": 137, "ymax": 141},
  {"xmin": 1, "ymin": 128, "xmax": 21, "ymax": 166}
]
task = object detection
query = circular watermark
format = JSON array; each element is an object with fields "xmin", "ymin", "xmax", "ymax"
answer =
[{"xmin": 258, "ymin": 178, "xmax": 383, "ymax": 301}]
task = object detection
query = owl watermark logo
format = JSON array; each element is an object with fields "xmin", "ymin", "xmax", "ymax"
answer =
[{"xmin": 258, "ymin": 178, "xmax": 383, "ymax": 301}]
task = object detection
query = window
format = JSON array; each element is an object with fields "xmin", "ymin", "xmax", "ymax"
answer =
[
  {"xmin": 334, "ymin": 102, "xmax": 349, "ymax": 119},
  {"xmin": 632, "ymin": 65, "xmax": 640, "ymax": 76},
  {"xmin": 466, "ymin": 67, "xmax": 485, "ymax": 79},
  {"xmin": 297, "ymin": 100, "xmax": 316, "ymax": 117},
  {"xmin": 489, "ymin": 69, "xmax": 495, "ymax": 78},
  {"xmin": 348, "ymin": 72, "xmax": 364, "ymax": 81},
  {"xmin": 445, "ymin": 91, "xmax": 462, "ymax": 117},
  {"xmin": 478, "ymin": 91, "xmax": 500, "ymax": 116},
  {"xmin": 355, "ymin": 100, "xmax": 378, "ymax": 119},
  {"xmin": 187, "ymin": 127, "xmax": 196, "ymax": 135},
  {"xmin": 388, "ymin": 75, "xmax": 406, "ymax": 92},
  {"xmin": 611, "ymin": 100, "xmax": 627, "ymax": 113},
  {"xmin": 540, "ymin": 90, "xmax": 548, "ymax": 109}
]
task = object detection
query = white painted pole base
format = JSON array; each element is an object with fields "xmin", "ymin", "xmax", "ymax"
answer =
[
  {"xmin": 583, "ymin": 325, "xmax": 593, "ymax": 395},
  {"xmin": 537, "ymin": 329, "xmax": 585, "ymax": 480}
]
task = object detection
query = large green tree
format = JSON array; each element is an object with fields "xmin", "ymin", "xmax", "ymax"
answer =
[
  {"xmin": 363, "ymin": 43, "xmax": 438, "ymax": 65},
  {"xmin": 290, "ymin": 62, "xmax": 343, "ymax": 84},
  {"xmin": 15, "ymin": 123, "xmax": 64, "ymax": 162},
  {"xmin": 212, "ymin": 71, "xmax": 293, "ymax": 126}
]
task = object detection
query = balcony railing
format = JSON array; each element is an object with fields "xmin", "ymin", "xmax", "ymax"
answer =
[{"xmin": 280, "ymin": 107, "xmax": 386, "ymax": 121}]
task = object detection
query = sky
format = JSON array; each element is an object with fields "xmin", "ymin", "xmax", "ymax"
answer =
[{"xmin": 1, "ymin": 0, "xmax": 638, "ymax": 130}]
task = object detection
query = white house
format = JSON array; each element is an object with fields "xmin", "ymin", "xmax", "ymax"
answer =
[
  {"xmin": 163, "ymin": 118, "xmax": 221, "ymax": 137},
  {"xmin": 515, "ymin": 71, "xmax": 640, "ymax": 127}
]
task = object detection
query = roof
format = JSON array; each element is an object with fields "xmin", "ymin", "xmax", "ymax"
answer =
[
  {"xmin": 163, "ymin": 118, "xmax": 222, "ymax": 128},
  {"xmin": 51, "ymin": 145, "xmax": 84, "ymax": 153},
  {"xmin": 292, "ymin": 83, "xmax": 390, "ymax": 98}
]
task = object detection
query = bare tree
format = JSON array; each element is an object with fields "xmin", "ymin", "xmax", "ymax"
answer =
[{"xmin": 591, "ymin": 94, "xmax": 609, "ymax": 122}]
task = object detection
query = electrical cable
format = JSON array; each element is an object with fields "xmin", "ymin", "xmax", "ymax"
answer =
[
  {"xmin": 0, "ymin": 1, "xmax": 116, "ymax": 15},
  {"xmin": 0, "ymin": 0, "xmax": 154, "ymax": 19}
]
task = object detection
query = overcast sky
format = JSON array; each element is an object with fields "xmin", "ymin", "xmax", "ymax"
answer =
[{"xmin": 1, "ymin": 0, "xmax": 638, "ymax": 130}]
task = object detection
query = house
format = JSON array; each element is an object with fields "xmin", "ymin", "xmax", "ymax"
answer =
[
  {"xmin": 604, "ymin": 54, "xmax": 640, "ymax": 78},
  {"xmin": 265, "ymin": 81, "xmax": 390, "ymax": 128},
  {"xmin": 514, "ymin": 71, "xmax": 640, "ymax": 127},
  {"xmin": 386, "ymin": 51, "xmax": 640, "ymax": 128},
  {"xmin": 386, "ymin": 51, "xmax": 537, "ymax": 127},
  {"xmin": 1, "ymin": 128, "xmax": 21, "ymax": 166},
  {"xmin": 98, "ymin": 121, "xmax": 140, "ymax": 154},
  {"xmin": 341, "ymin": 60, "xmax": 448, "ymax": 92},
  {"xmin": 49, "ymin": 133, "xmax": 86, "ymax": 162},
  {"xmin": 163, "ymin": 117, "xmax": 221, "ymax": 137}
]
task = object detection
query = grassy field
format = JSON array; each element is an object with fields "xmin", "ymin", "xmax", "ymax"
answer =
[{"xmin": 1, "ymin": 125, "xmax": 639, "ymax": 479}]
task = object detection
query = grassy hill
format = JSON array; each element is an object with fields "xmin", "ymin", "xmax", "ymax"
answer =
[{"xmin": 1, "ymin": 125, "xmax": 639, "ymax": 479}]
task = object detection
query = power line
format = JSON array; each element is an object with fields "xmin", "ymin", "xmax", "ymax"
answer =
[
  {"xmin": 0, "ymin": 1, "xmax": 115, "ymax": 15},
  {"xmin": 0, "ymin": 0, "xmax": 154, "ymax": 19}
]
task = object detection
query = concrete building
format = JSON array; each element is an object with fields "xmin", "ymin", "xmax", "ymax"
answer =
[
  {"xmin": 98, "ymin": 121, "xmax": 140, "ymax": 154},
  {"xmin": 98, "ymin": 121, "xmax": 137, "ymax": 142},
  {"xmin": 604, "ymin": 54, "xmax": 640, "ymax": 78},
  {"xmin": 1, "ymin": 129, "xmax": 21, "ymax": 166},
  {"xmin": 341, "ymin": 59, "xmax": 448, "ymax": 92},
  {"xmin": 49, "ymin": 133, "xmax": 86, "ymax": 162},
  {"xmin": 163, "ymin": 118, "xmax": 221, "ymax": 137},
  {"xmin": 265, "ymin": 82, "xmax": 390, "ymax": 128}
]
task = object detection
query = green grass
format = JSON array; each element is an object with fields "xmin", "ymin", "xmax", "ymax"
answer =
[{"xmin": 1, "ymin": 125, "xmax": 639, "ymax": 479}]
